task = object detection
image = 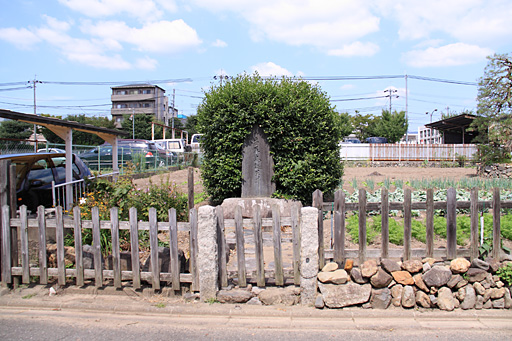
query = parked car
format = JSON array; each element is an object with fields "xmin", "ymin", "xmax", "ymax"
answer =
[
  {"xmin": 190, "ymin": 134, "xmax": 203, "ymax": 151},
  {"xmin": 0, "ymin": 153, "xmax": 91, "ymax": 212},
  {"xmin": 79, "ymin": 139, "xmax": 174, "ymax": 170},
  {"xmin": 153, "ymin": 138, "xmax": 191, "ymax": 153},
  {"xmin": 365, "ymin": 137, "xmax": 388, "ymax": 144},
  {"xmin": 342, "ymin": 138, "xmax": 361, "ymax": 144},
  {"xmin": 37, "ymin": 148, "xmax": 66, "ymax": 153}
]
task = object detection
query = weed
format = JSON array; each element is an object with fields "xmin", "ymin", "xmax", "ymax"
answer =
[
  {"xmin": 22, "ymin": 293, "xmax": 36, "ymax": 299},
  {"xmin": 497, "ymin": 263, "xmax": 512, "ymax": 286},
  {"xmin": 154, "ymin": 302, "xmax": 166, "ymax": 308},
  {"xmin": 205, "ymin": 297, "xmax": 219, "ymax": 305}
]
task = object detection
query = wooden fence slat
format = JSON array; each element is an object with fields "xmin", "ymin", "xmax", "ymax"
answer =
[
  {"xmin": 234, "ymin": 206, "xmax": 247, "ymax": 287},
  {"xmin": 312, "ymin": 189, "xmax": 324, "ymax": 268},
  {"xmin": 91, "ymin": 206, "xmax": 103, "ymax": 287},
  {"xmin": 446, "ymin": 187, "xmax": 457, "ymax": 260},
  {"xmin": 188, "ymin": 167, "xmax": 194, "ymax": 211},
  {"xmin": 291, "ymin": 203, "xmax": 300, "ymax": 286},
  {"xmin": 470, "ymin": 188, "xmax": 479, "ymax": 261},
  {"xmin": 9, "ymin": 164, "xmax": 16, "ymax": 219},
  {"xmin": 169, "ymin": 208, "xmax": 180, "ymax": 291},
  {"xmin": 334, "ymin": 190, "xmax": 345, "ymax": 266},
  {"xmin": 426, "ymin": 189, "xmax": 434, "ymax": 258},
  {"xmin": 189, "ymin": 208, "xmax": 199, "ymax": 291},
  {"xmin": 129, "ymin": 208, "xmax": 140, "ymax": 289},
  {"xmin": 1, "ymin": 205, "xmax": 11, "ymax": 284},
  {"xmin": 55, "ymin": 206, "xmax": 66, "ymax": 286},
  {"xmin": 111, "ymin": 207, "xmax": 121, "ymax": 288},
  {"xmin": 20, "ymin": 205, "xmax": 29, "ymax": 284},
  {"xmin": 216, "ymin": 206, "xmax": 228, "ymax": 288},
  {"xmin": 492, "ymin": 188, "xmax": 501, "ymax": 259},
  {"xmin": 403, "ymin": 189, "xmax": 412, "ymax": 261},
  {"xmin": 272, "ymin": 205, "xmax": 284, "ymax": 286},
  {"xmin": 381, "ymin": 188, "xmax": 389, "ymax": 259},
  {"xmin": 358, "ymin": 189, "xmax": 367, "ymax": 264},
  {"xmin": 149, "ymin": 207, "xmax": 160, "ymax": 290},
  {"xmin": 72, "ymin": 206, "xmax": 83, "ymax": 286},
  {"xmin": 253, "ymin": 205, "xmax": 265, "ymax": 287}
]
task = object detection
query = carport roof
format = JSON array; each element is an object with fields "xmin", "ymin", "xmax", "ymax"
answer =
[{"xmin": 425, "ymin": 113, "xmax": 477, "ymax": 132}]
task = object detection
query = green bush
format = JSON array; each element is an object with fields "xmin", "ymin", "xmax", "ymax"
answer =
[{"xmin": 197, "ymin": 73, "xmax": 343, "ymax": 205}]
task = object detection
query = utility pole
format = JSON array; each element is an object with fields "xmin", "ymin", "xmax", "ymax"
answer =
[
  {"xmin": 405, "ymin": 74, "xmax": 408, "ymax": 143},
  {"xmin": 132, "ymin": 108, "xmax": 135, "ymax": 139},
  {"xmin": 214, "ymin": 73, "xmax": 230, "ymax": 86},
  {"xmin": 384, "ymin": 88, "xmax": 398, "ymax": 113},
  {"xmin": 172, "ymin": 89, "xmax": 176, "ymax": 139},
  {"xmin": 28, "ymin": 77, "xmax": 42, "ymax": 152}
]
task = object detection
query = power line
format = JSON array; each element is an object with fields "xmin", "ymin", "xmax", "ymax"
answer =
[{"xmin": 331, "ymin": 95, "xmax": 388, "ymax": 102}]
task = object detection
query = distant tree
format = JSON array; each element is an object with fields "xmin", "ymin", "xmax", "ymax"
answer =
[
  {"xmin": 373, "ymin": 110, "xmax": 408, "ymax": 143},
  {"xmin": 121, "ymin": 114, "xmax": 162, "ymax": 140},
  {"xmin": 41, "ymin": 114, "xmax": 116, "ymax": 145},
  {"xmin": 350, "ymin": 113, "xmax": 377, "ymax": 141},
  {"xmin": 184, "ymin": 115, "xmax": 199, "ymax": 137},
  {"xmin": 336, "ymin": 112, "xmax": 353, "ymax": 139},
  {"xmin": 0, "ymin": 120, "xmax": 33, "ymax": 139}
]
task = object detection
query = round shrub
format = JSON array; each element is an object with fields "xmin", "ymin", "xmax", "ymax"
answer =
[{"xmin": 197, "ymin": 73, "xmax": 343, "ymax": 205}]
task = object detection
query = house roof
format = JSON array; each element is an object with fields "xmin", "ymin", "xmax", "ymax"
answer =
[
  {"xmin": 111, "ymin": 83, "xmax": 166, "ymax": 92},
  {"xmin": 425, "ymin": 113, "xmax": 477, "ymax": 132}
]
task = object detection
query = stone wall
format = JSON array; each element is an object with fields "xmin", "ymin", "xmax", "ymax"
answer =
[{"xmin": 477, "ymin": 163, "xmax": 512, "ymax": 178}]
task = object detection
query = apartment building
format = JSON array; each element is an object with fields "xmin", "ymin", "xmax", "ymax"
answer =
[
  {"xmin": 418, "ymin": 125, "xmax": 443, "ymax": 144},
  {"xmin": 111, "ymin": 84, "xmax": 169, "ymax": 127}
]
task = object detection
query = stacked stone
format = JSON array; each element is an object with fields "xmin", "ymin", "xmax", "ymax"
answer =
[
  {"xmin": 315, "ymin": 257, "xmax": 512, "ymax": 310},
  {"xmin": 477, "ymin": 163, "xmax": 512, "ymax": 178}
]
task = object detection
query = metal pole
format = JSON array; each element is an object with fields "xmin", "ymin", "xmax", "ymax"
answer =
[
  {"xmin": 132, "ymin": 108, "xmax": 135, "ymax": 139},
  {"xmin": 405, "ymin": 74, "xmax": 408, "ymax": 144}
]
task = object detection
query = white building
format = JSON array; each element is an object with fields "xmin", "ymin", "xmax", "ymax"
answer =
[{"xmin": 418, "ymin": 125, "xmax": 442, "ymax": 144}]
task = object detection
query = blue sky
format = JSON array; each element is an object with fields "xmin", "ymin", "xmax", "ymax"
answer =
[{"xmin": 1, "ymin": 0, "xmax": 511, "ymax": 132}]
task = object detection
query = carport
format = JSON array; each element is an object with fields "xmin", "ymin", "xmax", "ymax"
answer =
[
  {"xmin": 425, "ymin": 113, "xmax": 477, "ymax": 144},
  {"xmin": 0, "ymin": 109, "xmax": 129, "ymax": 208}
]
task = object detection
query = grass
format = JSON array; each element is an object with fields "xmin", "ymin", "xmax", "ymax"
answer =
[{"xmin": 22, "ymin": 293, "xmax": 37, "ymax": 299}]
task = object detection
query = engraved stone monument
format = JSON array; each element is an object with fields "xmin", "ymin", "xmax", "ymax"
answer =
[{"xmin": 241, "ymin": 125, "xmax": 275, "ymax": 197}]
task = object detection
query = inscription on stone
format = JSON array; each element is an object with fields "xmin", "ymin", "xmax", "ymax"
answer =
[{"xmin": 241, "ymin": 125, "xmax": 275, "ymax": 197}]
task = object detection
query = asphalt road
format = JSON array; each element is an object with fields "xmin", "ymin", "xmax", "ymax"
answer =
[{"xmin": 0, "ymin": 307, "xmax": 511, "ymax": 341}]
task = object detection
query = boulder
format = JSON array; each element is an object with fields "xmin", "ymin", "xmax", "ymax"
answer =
[
  {"xmin": 82, "ymin": 245, "xmax": 104, "ymax": 270},
  {"xmin": 322, "ymin": 262, "xmax": 338, "ymax": 272},
  {"xmin": 450, "ymin": 258, "xmax": 471, "ymax": 274},
  {"xmin": 485, "ymin": 257, "xmax": 501, "ymax": 273},
  {"xmin": 473, "ymin": 282, "xmax": 485, "ymax": 295},
  {"xmin": 370, "ymin": 288, "xmax": 391, "ymax": 309},
  {"xmin": 401, "ymin": 260, "xmax": 423, "ymax": 273},
  {"xmin": 350, "ymin": 268, "xmax": 368, "ymax": 284},
  {"xmin": 370, "ymin": 269, "xmax": 393, "ymax": 288},
  {"xmin": 318, "ymin": 282, "xmax": 371, "ymax": 308},
  {"xmin": 466, "ymin": 268, "xmax": 488, "ymax": 283},
  {"xmin": 318, "ymin": 269, "xmax": 348, "ymax": 284},
  {"xmin": 470, "ymin": 259, "xmax": 490, "ymax": 271},
  {"xmin": 142, "ymin": 247, "xmax": 187, "ymax": 274},
  {"xmin": 422, "ymin": 266, "xmax": 452, "ymax": 288},
  {"xmin": 437, "ymin": 287, "xmax": 456, "ymax": 311},
  {"xmin": 401, "ymin": 285, "xmax": 416, "ymax": 308},
  {"xmin": 492, "ymin": 298, "xmax": 505, "ymax": 309},
  {"xmin": 416, "ymin": 291, "xmax": 432, "ymax": 308},
  {"xmin": 217, "ymin": 289, "xmax": 253, "ymax": 304},
  {"xmin": 106, "ymin": 252, "xmax": 132, "ymax": 271},
  {"xmin": 381, "ymin": 259, "xmax": 401, "ymax": 273},
  {"xmin": 360, "ymin": 260, "xmax": 379, "ymax": 278},
  {"xmin": 413, "ymin": 273, "xmax": 429, "ymax": 292},
  {"xmin": 390, "ymin": 284, "xmax": 403, "ymax": 307},
  {"xmin": 491, "ymin": 287, "xmax": 506, "ymax": 299},
  {"xmin": 392, "ymin": 271, "xmax": 414, "ymax": 285},
  {"xmin": 475, "ymin": 295, "xmax": 484, "ymax": 309},
  {"xmin": 483, "ymin": 299, "xmax": 493, "ymax": 309},
  {"xmin": 447, "ymin": 274, "xmax": 463, "ymax": 289},
  {"xmin": 460, "ymin": 285, "xmax": 476, "ymax": 310},
  {"xmin": 258, "ymin": 286, "xmax": 300, "ymax": 306}
]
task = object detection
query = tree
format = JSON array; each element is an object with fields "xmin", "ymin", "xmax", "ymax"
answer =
[
  {"xmin": 121, "ymin": 114, "xmax": 162, "ymax": 140},
  {"xmin": 41, "ymin": 114, "xmax": 116, "ymax": 145},
  {"xmin": 197, "ymin": 73, "xmax": 343, "ymax": 205},
  {"xmin": 336, "ymin": 112, "xmax": 353, "ymax": 139},
  {"xmin": 184, "ymin": 115, "xmax": 199, "ymax": 137},
  {"xmin": 0, "ymin": 120, "xmax": 33, "ymax": 139},
  {"xmin": 350, "ymin": 113, "xmax": 377, "ymax": 141},
  {"xmin": 472, "ymin": 53, "xmax": 512, "ymax": 163},
  {"xmin": 372, "ymin": 110, "xmax": 408, "ymax": 143}
]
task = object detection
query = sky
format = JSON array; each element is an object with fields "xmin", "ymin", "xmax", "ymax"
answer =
[{"xmin": 0, "ymin": 0, "xmax": 511, "ymax": 133}]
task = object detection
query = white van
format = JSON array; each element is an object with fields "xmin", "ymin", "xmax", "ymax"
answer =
[
  {"xmin": 153, "ymin": 139, "xmax": 191, "ymax": 153},
  {"xmin": 190, "ymin": 134, "xmax": 203, "ymax": 151}
]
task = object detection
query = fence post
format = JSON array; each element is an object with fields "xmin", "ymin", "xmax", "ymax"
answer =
[
  {"xmin": 492, "ymin": 188, "xmax": 501, "ymax": 259},
  {"xmin": 470, "ymin": 188, "xmax": 479, "ymax": 261},
  {"xmin": 426, "ymin": 189, "xmax": 434, "ymax": 258},
  {"xmin": 312, "ymin": 189, "xmax": 324, "ymax": 269},
  {"xmin": 403, "ymin": 189, "xmax": 412, "ymax": 261},
  {"xmin": 169, "ymin": 208, "xmax": 181, "ymax": 291},
  {"xmin": 189, "ymin": 208, "xmax": 199, "ymax": 291},
  {"xmin": 446, "ymin": 188, "xmax": 457, "ymax": 260},
  {"xmin": 300, "ymin": 207, "xmax": 319, "ymax": 306},
  {"xmin": 216, "ymin": 206, "xmax": 228, "ymax": 289},
  {"xmin": 1, "ymin": 205, "xmax": 11, "ymax": 284},
  {"xmin": 234, "ymin": 206, "xmax": 246, "ymax": 287},
  {"xmin": 291, "ymin": 203, "xmax": 301, "ymax": 286},
  {"xmin": 188, "ymin": 167, "xmax": 194, "ymax": 211},
  {"xmin": 253, "ymin": 205, "xmax": 265, "ymax": 287},
  {"xmin": 381, "ymin": 188, "xmax": 389, "ymax": 259},
  {"xmin": 149, "ymin": 207, "xmax": 160, "ymax": 290},
  {"xmin": 129, "ymin": 208, "xmax": 141, "ymax": 289},
  {"xmin": 272, "ymin": 204, "xmax": 284, "ymax": 286},
  {"xmin": 358, "ymin": 189, "xmax": 367, "ymax": 264},
  {"xmin": 198, "ymin": 205, "xmax": 218, "ymax": 302},
  {"xmin": 333, "ymin": 190, "xmax": 345, "ymax": 266},
  {"xmin": 91, "ymin": 206, "xmax": 103, "ymax": 287}
]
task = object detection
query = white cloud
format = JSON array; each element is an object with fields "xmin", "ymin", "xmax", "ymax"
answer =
[
  {"xmin": 404, "ymin": 43, "xmax": 493, "ymax": 67},
  {"xmin": 135, "ymin": 56, "xmax": 158, "ymax": 70},
  {"xmin": 58, "ymin": 0, "xmax": 163, "ymax": 20},
  {"xmin": 0, "ymin": 27, "xmax": 41, "ymax": 49},
  {"xmin": 250, "ymin": 62, "xmax": 293, "ymax": 77},
  {"xmin": 328, "ymin": 42, "xmax": 379, "ymax": 57},
  {"xmin": 81, "ymin": 19, "xmax": 202, "ymax": 53},
  {"xmin": 340, "ymin": 84, "xmax": 355, "ymax": 91},
  {"xmin": 212, "ymin": 39, "xmax": 227, "ymax": 48}
]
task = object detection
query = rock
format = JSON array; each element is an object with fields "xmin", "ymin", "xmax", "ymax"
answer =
[
  {"xmin": 391, "ymin": 284, "xmax": 403, "ymax": 307},
  {"xmin": 492, "ymin": 298, "xmax": 505, "ymax": 309},
  {"xmin": 483, "ymin": 289, "xmax": 492, "ymax": 302},
  {"xmin": 47, "ymin": 244, "xmax": 76, "ymax": 268},
  {"xmin": 362, "ymin": 302, "xmax": 372, "ymax": 309},
  {"xmin": 470, "ymin": 259, "xmax": 490, "ymax": 271},
  {"xmin": 483, "ymin": 299, "xmax": 493, "ymax": 309},
  {"xmin": 183, "ymin": 292, "xmax": 199, "ymax": 302},
  {"xmin": 360, "ymin": 260, "xmax": 379, "ymax": 278},
  {"xmin": 258, "ymin": 287, "xmax": 300, "ymax": 306},
  {"xmin": 381, "ymin": 259, "xmax": 401, "ymax": 273},
  {"xmin": 315, "ymin": 294, "xmax": 325, "ymax": 309},
  {"xmin": 429, "ymin": 294, "xmax": 438, "ymax": 306},
  {"xmin": 318, "ymin": 282, "xmax": 371, "ymax": 308},
  {"xmin": 247, "ymin": 297, "xmax": 262, "ymax": 305},
  {"xmin": 106, "ymin": 252, "xmax": 132, "ymax": 271},
  {"xmin": 496, "ymin": 281, "xmax": 505, "ymax": 288},
  {"xmin": 447, "ymin": 275, "xmax": 463, "ymax": 289},
  {"xmin": 251, "ymin": 286, "xmax": 265, "ymax": 295},
  {"xmin": 344, "ymin": 259, "xmax": 354, "ymax": 272},
  {"xmin": 82, "ymin": 245, "xmax": 104, "ymax": 270},
  {"xmin": 422, "ymin": 257, "xmax": 437, "ymax": 266},
  {"xmin": 456, "ymin": 287, "xmax": 466, "ymax": 302},
  {"xmin": 473, "ymin": 282, "xmax": 485, "ymax": 295},
  {"xmin": 402, "ymin": 260, "xmax": 423, "ymax": 273},
  {"xmin": 504, "ymin": 288, "xmax": 512, "ymax": 309},
  {"xmin": 422, "ymin": 266, "xmax": 452, "ymax": 287},
  {"xmin": 416, "ymin": 291, "xmax": 431, "ymax": 308},
  {"xmin": 142, "ymin": 247, "xmax": 186, "ymax": 274},
  {"xmin": 413, "ymin": 274, "xmax": 429, "ymax": 292},
  {"xmin": 318, "ymin": 269, "xmax": 348, "ymax": 284},
  {"xmin": 392, "ymin": 271, "xmax": 414, "ymax": 285},
  {"xmin": 450, "ymin": 258, "xmax": 471, "ymax": 274},
  {"xmin": 460, "ymin": 285, "xmax": 476, "ymax": 310},
  {"xmin": 455, "ymin": 279, "xmax": 469, "ymax": 289},
  {"xmin": 430, "ymin": 287, "xmax": 438, "ymax": 295},
  {"xmin": 467, "ymin": 268, "xmax": 489, "ymax": 282},
  {"xmin": 350, "ymin": 268, "xmax": 367, "ymax": 284},
  {"xmin": 423, "ymin": 262, "xmax": 432, "ymax": 273},
  {"xmin": 370, "ymin": 269, "xmax": 393, "ymax": 288},
  {"xmin": 454, "ymin": 298, "xmax": 460, "ymax": 309},
  {"xmin": 217, "ymin": 289, "xmax": 253, "ymax": 304},
  {"xmin": 475, "ymin": 295, "xmax": 484, "ymax": 309},
  {"xmin": 370, "ymin": 288, "xmax": 391, "ymax": 309},
  {"xmin": 401, "ymin": 285, "xmax": 416, "ymax": 308},
  {"xmin": 485, "ymin": 257, "xmax": 501, "ymax": 273},
  {"xmin": 491, "ymin": 287, "xmax": 506, "ymax": 299},
  {"xmin": 437, "ymin": 287, "xmax": 456, "ymax": 311},
  {"xmin": 322, "ymin": 262, "xmax": 338, "ymax": 272}
]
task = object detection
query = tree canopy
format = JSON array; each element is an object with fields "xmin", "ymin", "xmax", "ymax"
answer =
[
  {"xmin": 197, "ymin": 73, "xmax": 343, "ymax": 205},
  {"xmin": 0, "ymin": 120, "xmax": 33, "ymax": 140},
  {"xmin": 340, "ymin": 110, "xmax": 408, "ymax": 143},
  {"xmin": 120, "ymin": 114, "xmax": 162, "ymax": 140},
  {"xmin": 41, "ymin": 114, "xmax": 116, "ymax": 145}
]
